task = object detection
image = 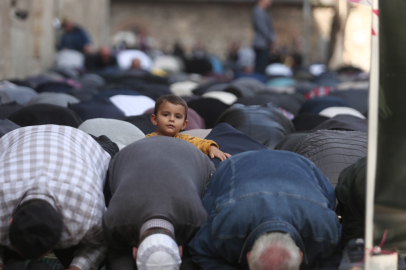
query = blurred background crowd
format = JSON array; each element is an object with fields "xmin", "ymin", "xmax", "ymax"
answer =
[
  {"xmin": 0, "ymin": 0, "xmax": 371, "ymax": 138},
  {"xmin": 0, "ymin": 0, "xmax": 371, "ymax": 80},
  {"xmin": 0, "ymin": 0, "xmax": 380, "ymax": 269}
]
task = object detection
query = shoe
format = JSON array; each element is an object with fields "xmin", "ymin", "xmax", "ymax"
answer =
[
  {"xmin": 339, "ymin": 238, "xmax": 366, "ymax": 270},
  {"xmin": 339, "ymin": 238, "xmax": 406, "ymax": 270}
]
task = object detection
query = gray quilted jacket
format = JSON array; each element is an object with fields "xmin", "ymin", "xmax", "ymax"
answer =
[{"xmin": 293, "ymin": 130, "xmax": 367, "ymax": 186}]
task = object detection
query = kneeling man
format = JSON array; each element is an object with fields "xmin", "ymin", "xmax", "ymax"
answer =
[
  {"xmin": 0, "ymin": 125, "xmax": 111, "ymax": 270},
  {"xmin": 189, "ymin": 150, "xmax": 342, "ymax": 270},
  {"xmin": 103, "ymin": 136, "xmax": 215, "ymax": 270}
]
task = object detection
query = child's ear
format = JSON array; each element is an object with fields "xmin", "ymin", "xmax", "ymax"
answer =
[
  {"xmin": 150, "ymin": 114, "xmax": 158, "ymax": 125},
  {"xmin": 182, "ymin": 119, "xmax": 188, "ymax": 130}
]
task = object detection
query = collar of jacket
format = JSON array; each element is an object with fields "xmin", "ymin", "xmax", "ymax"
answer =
[
  {"xmin": 238, "ymin": 220, "xmax": 308, "ymax": 265},
  {"xmin": 19, "ymin": 188, "xmax": 58, "ymax": 212}
]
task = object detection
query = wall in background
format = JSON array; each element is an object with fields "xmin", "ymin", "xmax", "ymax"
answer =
[
  {"xmin": 110, "ymin": 1, "xmax": 321, "ymax": 61},
  {"xmin": 0, "ymin": 0, "xmax": 110, "ymax": 80}
]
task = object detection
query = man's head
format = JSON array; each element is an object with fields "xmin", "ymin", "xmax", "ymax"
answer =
[
  {"xmin": 133, "ymin": 220, "xmax": 182, "ymax": 270},
  {"xmin": 99, "ymin": 46, "xmax": 112, "ymax": 64},
  {"xmin": 99, "ymin": 46, "xmax": 111, "ymax": 58},
  {"xmin": 62, "ymin": 18, "xmax": 74, "ymax": 31},
  {"xmin": 258, "ymin": 0, "xmax": 272, "ymax": 9},
  {"xmin": 150, "ymin": 95, "xmax": 188, "ymax": 137},
  {"xmin": 247, "ymin": 232, "xmax": 302, "ymax": 270},
  {"xmin": 9, "ymin": 200, "xmax": 63, "ymax": 259},
  {"xmin": 131, "ymin": 58, "xmax": 142, "ymax": 70}
]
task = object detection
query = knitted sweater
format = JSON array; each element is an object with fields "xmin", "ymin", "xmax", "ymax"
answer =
[{"xmin": 145, "ymin": 132, "xmax": 218, "ymax": 155}]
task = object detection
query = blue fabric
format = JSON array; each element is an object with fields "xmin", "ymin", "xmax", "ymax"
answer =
[
  {"xmin": 266, "ymin": 77, "xmax": 296, "ymax": 87},
  {"xmin": 208, "ymin": 56, "xmax": 225, "ymax": 75},
  {"xmin": 35, "ymin": 82, "xmax": 73, "ymax": 94},
  {"xmin": 57, "ymin": 26, "xmax": 91, "ymax": 52},
  {"xmin": 215, "ymin": 103, "xmax": 295, "ymax": 149},
  {"xmin": 254, "ymin": 48, "xmax": 269, "ymax": 75},
  {"xmin": 314, "ymin": 72, "xmax": 341, "ymax": 87},
  {"xmin": 233, "ymin": 72, "xmax": 267, "ymax": 83},
  {"xmin": 189, "ymin": 150, "xmax": 342, "ymax": 270},
  {"xmin": 205, "ymin": 123, "xmax": 267, "ymax": 168},
  {"xmin": 68, "ymin": 98, "xmax": 125, "ymax": 121},
  {"xmin": 329, "ymin": 90, "xmax": 369, "ymax": 114},
  {"xmin": 299, "ymin": 96, "xmax": 349, "ymax": 114},
  {"xmin": 24, "ymin": 75, "xmax": 53, "ymax": 89}
]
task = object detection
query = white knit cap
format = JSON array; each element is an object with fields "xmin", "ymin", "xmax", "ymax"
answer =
[
  {"xmin": 136, "ymin": 234, "xmax": 181, "ymax": 270},
  {"xmin": 140, "ymin": 219, "xmax": 175, "ymax": 237}
]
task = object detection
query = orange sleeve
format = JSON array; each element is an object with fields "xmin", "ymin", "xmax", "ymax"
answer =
[{"xmin": 175, "ymin": 134, "xmax": 219, "ymax": 155}]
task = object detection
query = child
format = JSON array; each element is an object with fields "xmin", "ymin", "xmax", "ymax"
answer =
[{"xmin": 146, "ymin": 95, "xmax": 231, "ymax": 161}]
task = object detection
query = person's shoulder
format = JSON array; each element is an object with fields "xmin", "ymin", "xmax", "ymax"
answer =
[
  {"xmin": 175, "ymin": 133, "xmax": 193, "ymax": 139},
  {"xmin": 145, "ymin": 132, "xmax": 157, "ymax": 138}
]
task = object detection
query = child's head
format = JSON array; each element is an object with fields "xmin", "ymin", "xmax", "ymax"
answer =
[
  {"xmin": 154, "ymin": 95, "xmax": 188, "ymax": 119},
  {"xmin": 151, "ymin": 95, "xmax": 189, "ymax": 137}
]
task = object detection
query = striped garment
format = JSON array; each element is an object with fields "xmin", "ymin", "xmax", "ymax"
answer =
[{"xmin": 0, "ymin": 125, "xmax": 111, "ymax": 270}]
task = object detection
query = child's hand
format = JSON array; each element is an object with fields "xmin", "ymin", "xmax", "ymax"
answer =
[{"xmin": 209, "ymin": 146, "xmax": 231, "ymax": 161}]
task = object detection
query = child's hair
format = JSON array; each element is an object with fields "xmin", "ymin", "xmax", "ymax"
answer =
[{"xmin": 154, "ymin": 95, "xmax": 188, "ymax": 120}]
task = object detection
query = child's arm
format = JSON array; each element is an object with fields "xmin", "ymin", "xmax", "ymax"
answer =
[
  {"xmin": 177, "ymin": 134, "xmax": 231, "ymax": 161},
  {"xmin": 209, "ymin": 145, "xmax": 231, "ymax": 161}
]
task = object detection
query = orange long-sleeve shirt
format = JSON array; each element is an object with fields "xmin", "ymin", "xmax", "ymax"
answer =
[{"xmin": 145, "ymin": 132, "xmax": 219, "ymax": 155}]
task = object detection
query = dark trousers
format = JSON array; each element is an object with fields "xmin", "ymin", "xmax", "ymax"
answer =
[{"xmin": 254, "ymin": 48, "xmax": 270, "ymax": 74}]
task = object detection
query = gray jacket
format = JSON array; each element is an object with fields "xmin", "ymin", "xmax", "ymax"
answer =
[
  {"xmin": 293, "ymin": 130, "xmax": 368, "ymax": 187},
  {"xmin": 103, "ymin": 136, "xmax": 215, "ymax": 270},
  {"xmin": 252, "ymin": 5, "xmax": 276, "ymax": 49}
]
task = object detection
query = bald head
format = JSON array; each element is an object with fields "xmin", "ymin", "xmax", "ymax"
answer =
[{"xmin": 259, "ymin": 246, "xmax": 292, "ymax": 270}]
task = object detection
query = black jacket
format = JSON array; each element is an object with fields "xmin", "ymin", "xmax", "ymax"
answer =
[
  {"xmin": 335, "ymin": 157, "xmax": 366, "ymax": 246},
  {"xmin": 8, "ymin": 104, "xmax": 82, "ymax": 128},
  {"xmin": 312, "ymin": 115, "xmax": 368, "ymax": 133}
]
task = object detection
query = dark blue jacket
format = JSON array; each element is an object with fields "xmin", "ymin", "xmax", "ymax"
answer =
[
  {"xmin": 58, "ymin": 26, "xmax": 91, "ymax": 52},
  {"xmin": 189, "ymin": 150, "xmax": 342, "ymax": 269}
]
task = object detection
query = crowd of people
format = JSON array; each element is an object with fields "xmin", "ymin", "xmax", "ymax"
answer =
[{"xmin": 0, "ymin": 2, "xmax": 391, "ymax": 270}]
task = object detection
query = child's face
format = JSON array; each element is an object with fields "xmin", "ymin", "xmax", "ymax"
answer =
[{"xmin": 150, "ymin": 101, "xmax": 188, "ymax": 136}]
